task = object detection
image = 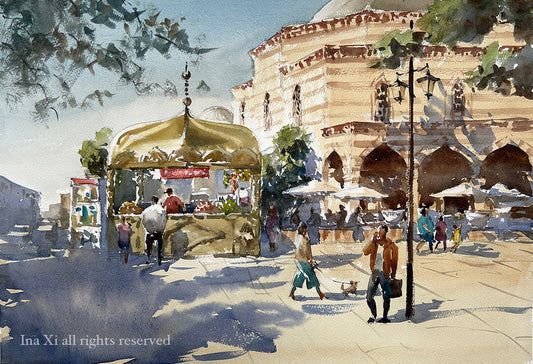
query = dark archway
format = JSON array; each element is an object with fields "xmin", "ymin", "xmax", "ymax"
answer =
[
  {"xmin": 418, "ymin": 145, "xmax": 474, "ymax": 208},
  {"xmin": 360, "ymin": 144, "xmax": 407, "ymax": 209},
  {"xmin": 324, "ymin": 151, "xmax": 344, "ymax": 188},
  {"xmin": 480, "ymin": 144, "xmax": 532, "ymax": 196}
]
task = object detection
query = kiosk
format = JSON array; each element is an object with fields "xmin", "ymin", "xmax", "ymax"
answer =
[{"xmin": 106, "ymin": 69, "xmax": 261, "ymax": 257}]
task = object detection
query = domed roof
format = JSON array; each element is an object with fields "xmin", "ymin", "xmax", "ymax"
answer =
[
  {"xmin": 199, "ymin": 106, "xmax": 233, "ymax": 123},
  {"xmin": 109, "ymin": 111, "xmax": 260, "ymax": 170},
  {"xmin": 311, "ymin": 0, "xmax": 432, "ymax": 22}
]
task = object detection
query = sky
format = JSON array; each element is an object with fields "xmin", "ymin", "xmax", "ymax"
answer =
[{"xmin": 0, "ymin": 0, "xmax": 331, "ymax": 208}]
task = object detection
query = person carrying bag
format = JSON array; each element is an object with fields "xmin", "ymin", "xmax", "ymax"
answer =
[{"xmin": 364, "ymin": 225, "xmax": 399, "ymax": 323}]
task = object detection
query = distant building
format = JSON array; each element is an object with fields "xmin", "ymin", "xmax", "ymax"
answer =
[
  {"xmin": 232, "ymin": 4, "xmax": 533, "ymax": 214},
  {"xmin": 0, "ymin": 175, "xmax": 41, "ymax": 234}
]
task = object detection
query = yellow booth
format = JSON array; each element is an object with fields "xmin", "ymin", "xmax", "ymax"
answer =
[{"xmin": 106, "ymin": 95, "xmax": 262, "ymax": 258}]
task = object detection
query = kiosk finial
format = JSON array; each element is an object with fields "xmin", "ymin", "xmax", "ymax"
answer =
[{"xmin": 182, "ymin": 63, "xmax": 192, "ymax": 110}]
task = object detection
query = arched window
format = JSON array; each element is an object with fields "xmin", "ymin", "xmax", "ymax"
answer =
[
  {"xmin": 292, "ymin": 85, "xmax": 302, "ymax": 126},
  {"xmin": 263, "ymin": 92, "xmax": 271, "ymax": 130},
  {"xmin": 323, "ymin": 151, "xmax": 344, "ymax": 188},
  {"xmin": 375, "ymin": 83, "xmax": 390, "ymax": 123},
  {"xmin": 240, "ymin": 101, "xmax": 246, "ymax": 125},
  {"xmin": 451, "ymin": 82, "xmax": 465, "ymax": 118}
]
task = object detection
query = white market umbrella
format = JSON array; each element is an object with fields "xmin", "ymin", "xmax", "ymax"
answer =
[
  {"xmin": 429, "ymin": 182, "xmax": 487, "ymax": 199},
  {"xmin": 333, "ymin": 184, "xmax": 388, "ymax": 200},
  {"xmin": 283, "ymin": 180, "xmax": 338, "ymax": 197},
  {"xmin": 487, "ymin": 182, "xmax": 530, "ymax": 199}
]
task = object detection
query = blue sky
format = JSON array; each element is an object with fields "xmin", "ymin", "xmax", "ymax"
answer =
[
  {"xmin": 0, "ymin": 0, "xmax": 330, "ymax": 207},
  {"xmin": 149, "ymin": 0, "xmax": 332, "ymax": 95}
]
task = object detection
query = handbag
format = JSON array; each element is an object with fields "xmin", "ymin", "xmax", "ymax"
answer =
[{"xmin": 387, "ymin": 278, "xmax": 403, "ymax": 298}]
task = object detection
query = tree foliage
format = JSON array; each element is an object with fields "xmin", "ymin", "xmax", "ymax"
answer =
[
  {"xmin": 78, "ymin": 127, "xmax": 112, "ymax": 178},
  {"xmin": 0, "ymin": 0, "xmax": 214, "ymax": 120},
  {"xmin": 261, "ymin": 125, "xmax": 312, "ymax": 212},
  {"xmin": 369, "ymin": 28, "xmax": 427, "ymax": 69},
  {"xmin": 417, "ymin": 0, "xmax": 533, "ymax": 99},
  {"xmin": 370, "ymin": 0, "xmax": 533, "ymax": 99}
]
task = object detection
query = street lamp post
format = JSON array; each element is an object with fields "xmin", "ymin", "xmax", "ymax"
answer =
[
  {"xmin": 406, "ymin": 54, "xmax": 415, "ymax": 320},
  {"xmin": 390, "ymin": 24, "xmax": 439, "ymax": 320}
]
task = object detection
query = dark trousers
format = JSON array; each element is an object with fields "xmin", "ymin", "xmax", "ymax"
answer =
[{"xmin": 146, "ymin": 232, "xmax": 163, "ymax": 264}]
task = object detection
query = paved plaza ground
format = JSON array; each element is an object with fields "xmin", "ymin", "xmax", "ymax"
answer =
[{"xmin": 0, "ymin": 229, "xmax": 532, "ymax": 363}]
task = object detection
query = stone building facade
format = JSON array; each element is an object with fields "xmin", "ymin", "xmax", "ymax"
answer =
[{"xmin": 232, "ymin": 9, "xmax": 533, "ymax": 214}]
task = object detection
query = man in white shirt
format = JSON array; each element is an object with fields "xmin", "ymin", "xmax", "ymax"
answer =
[{"xmin": 141, "ymin": 195, "xmax": 167, "ymax": 265}]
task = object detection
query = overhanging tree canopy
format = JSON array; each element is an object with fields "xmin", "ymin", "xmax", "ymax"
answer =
[
  {"xmin": 0, "ymin": 0, "xmax": 214, "ymax": 120},
  {"xmin": 417, "ymin": 0, "xmax": 533, "ymax": 99}
]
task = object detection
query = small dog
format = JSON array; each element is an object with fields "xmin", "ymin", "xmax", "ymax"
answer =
[{"xmin": 341, "ymin": 281, "xmax": 358, "ymax": 296}]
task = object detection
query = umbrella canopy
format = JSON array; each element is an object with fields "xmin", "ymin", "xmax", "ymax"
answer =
[
  {"xmin": 333, "ymin": 184, "xmax": 388, "ymax": 200},
  {"xmin": 283, "ymin": 180, "xmax": 338, "ymax": 197},
  {"xmin": 429, "ymin": 182, "xmax": 487, "ymax": 199},
  {"xmin": 487, "ymin": 183, "xmax": 530, "ymax": 199}
]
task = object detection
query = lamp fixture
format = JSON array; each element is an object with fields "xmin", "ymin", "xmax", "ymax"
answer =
[{"xmin": 416, "ymin": 64, "xmax": 440, "ymax": 100}]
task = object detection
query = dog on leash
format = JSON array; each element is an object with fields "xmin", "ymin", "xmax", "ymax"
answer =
[{"xmin": 341, "ymin": 281, "xmax": 358, "ymax": 296}]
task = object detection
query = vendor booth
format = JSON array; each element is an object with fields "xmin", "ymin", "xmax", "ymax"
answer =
[{"xmin": 106, "ymin": 84, "xmax": 261, "ymax": 257}]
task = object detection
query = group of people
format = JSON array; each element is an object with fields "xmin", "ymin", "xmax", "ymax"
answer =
[
  {"xmin": 417, "ymin": 208, "xmax": 463, "ymax": 253},
  {"xmin": 116, "ymin": 188, "xmax": 186, "ymax": 265},
  {"xmin": 324, "ymin": 205, "xmax": 348, "ymax": 229}
]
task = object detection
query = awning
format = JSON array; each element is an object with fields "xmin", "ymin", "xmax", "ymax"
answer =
[
  {"xmin": 109, "ymin": 111, "xmax": 261, "ymax": 170},
  {"xmin": 333, "ymin": 184, "xmax": 388, "ymax": 200},
  {"xmin": 283, "ymin": 180, "xmax": 338, "ymax": 197},
  {"xmin": 71, "ymin": 178, "xmax": 98, "ymax": 185},
  {"xmin": 429, "ymin": 182, "xmax": 487, "ymax": 199}
]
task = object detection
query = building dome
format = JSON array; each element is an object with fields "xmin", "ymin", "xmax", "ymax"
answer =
[
  {"xmin": 311, "ymin": 0, "xmax": 433, "ymax": 22},
  {"xmin": 199, "ymin": 106, "xmax": 233, "ymax": 123}
]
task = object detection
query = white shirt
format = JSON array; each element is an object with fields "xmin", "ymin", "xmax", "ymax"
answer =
[{"xmin": 141, "ymin": 203, "xmax": 167, "ymax": 234}]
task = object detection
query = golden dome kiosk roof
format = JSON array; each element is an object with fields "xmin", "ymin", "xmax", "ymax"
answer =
[
  {"xmin": 109, "ymin": 65, "xmax": 261, "ymax": 170},
  {"xmin": 109, "ymin": 111, "xmax": 261, "ymax": 170},
  {"xmin": 110, "ymin": 64, "xmax": 260, "ymax": 171}
]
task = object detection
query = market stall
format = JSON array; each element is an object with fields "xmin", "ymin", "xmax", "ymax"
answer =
[{"xmin": 106, "ymin": 94, "xmax": 261, "ymax": 257}]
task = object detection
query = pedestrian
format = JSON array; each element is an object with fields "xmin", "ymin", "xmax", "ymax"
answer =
[
  {"xmin": 116, "ymin": 215, "xmax": 133, "ymax": 264},
  {"xmin": 364, "ymin": 225, "xmax": 397, "ymax": 323},
  {"xmin": 141, "ymin": 195, "xmax": 167, "ymax": 265},
  {"xmin": 434, "ymin": 216, "xmax": 447, "ymax": 252},
  {"xmin": 290, "ymin": 208, "xmax": 301, "ymax": 228},
  {"xmin": 325, "ymin": 209, "xmax": 335, "ymax": 224},
  {"xmin": 162, "ymin": 187, "xmax": 185, "ymax": 214},
  {"xmin": 306, "ymin": 207, "xmax": 322, "ymax": 244},
  {"xmin": 450, "ymin": 224, "xmax": 463, "ymax": 253},
  {"xmin": 336, "ymin": 205, "xmax": 347, "ymax": 229},
  {"xmin": 417, "ymin": 208, "xmax": 435, "ymax": 253},
  {"xmin": 289, "ymin": 223, "xmax": 328, "ymax": 301},
  {"xmin": 265, "ymin": 204, "xmax": 279, "ymax": 252},
  {"xmin": 349, "ymin": 207, "xmax": 364, "ymax": 243}
]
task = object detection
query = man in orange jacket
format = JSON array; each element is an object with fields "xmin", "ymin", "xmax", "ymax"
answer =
[{"xmin": 364, "ymin": 225, "xmax": 398, "ymax": 323}]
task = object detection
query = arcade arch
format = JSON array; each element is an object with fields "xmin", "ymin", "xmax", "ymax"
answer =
[
  {"xmin": 418, "ymin": 145, "xmax": 474, "ymax": 210},
  {"xmin": 359, "ymin": 144, "xmax": 407, "ymax": 209},
  {"xmin": 480, "ymin": 144, "xmax": 532, "ymax": 196}
]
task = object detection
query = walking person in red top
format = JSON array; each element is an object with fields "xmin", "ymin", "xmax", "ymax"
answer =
[
  {"xmin": 116, "ymin": 215, "xmax": 133, "ymax": 264},
  {"xmin": 162, "ymin": 188, "xmax": 185, "ymax": 214},
  {"xmin": 434, "ymin": 216, "xmax": 447, "ymax": 252}
]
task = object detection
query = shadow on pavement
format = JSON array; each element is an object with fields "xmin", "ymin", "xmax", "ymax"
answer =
[{"xmin": 0, "ymin": 249, "xmax": 303, "ymax": 363}]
